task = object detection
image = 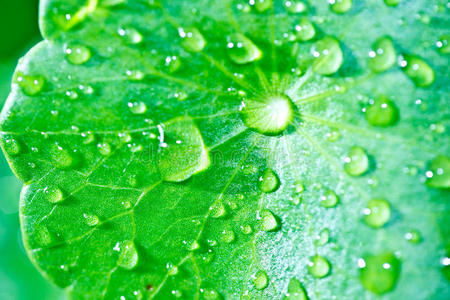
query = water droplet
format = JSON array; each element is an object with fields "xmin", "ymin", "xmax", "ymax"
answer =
[
  {"xmin": 128, "ymin": 101, "xmax": 147, "ymax": 114},
  {"xmin": 97, "ymin": 142, "xmax": 112, "ymax": 156},
  {"xmin": 81, "ymin": 131, "xmax": 95, "ymax": 144},
  {"xmin": 164, "ymin": 55, "xmax": 181, "ymax": 73},
  {"xmin": 258, "ymin": 169, "xmax": 281, "ymax": 193},
  {"xmin": 344, "ymin": 146, "xmax": 369, "ymax": 176},
  {"xmin": 252, "ymin": 270, "xmax": 269, "ymax": 290},
  {"xmin": 326, "ymin": 129, "xmax": 341, "ymax": 142},
  {"xmin": 64, "ymin": 44, "xmax": 91, "ymax": 65},
  {"xmin": 242, "ymin": 94, "xmax": 295, "ymax": 135},
  {"xmin": 315, "ymin": 228, "xmax": 330, "ymax": 246},
  {"xmin": 307, "ymin": 255, "xmax": 331, "ymax": 278},
  {"xmin": 259, "ymin": 209, "xmax": 280, "ymax": 232},
  {"xmin": 384, "ymin": 0, "xmax": 401, "ymax": 6},
  {"xmin": 425, "ymin": 155, "xmax": 449, "ymax": 189},
  {"xmin": 171, "ymin": 290, "xmax": 182, "ymax": 298},
  {"xmin": 240, "ymin": 224, "xmax": 253, "ymax": 235},
  {"xmin": 65, "ymin": 89, "xmax": 79, "ymax": 100},
  {"xmin": 14, "ymin": 72, "xmax": 45, "ymax": 95},
  {"xmin": 320, "ymin": 189, "xmax": 339, "ymax": 208},
  {"xmin": 404, "ymin": 229, "xmax": 421, "ymax": 243},
  {"xmin": 363, "ymin": 199, "xmax": 391, "ymax": 228},
  {"xmin": 118, "ymin": 240, "xmax": 138, "ymax": 269},
  {"xmin": 221, "ymin": 229, "xmax": 235, "ymax": 243},
  {"xmin": 36, "ymin": 225, "xmax": 52, "ymax": 246},
  {"xmin": 284, "ymin": 278, "xmax": 308, "ymax": 300},
  {"xmin": 126, "ymin": 69, "xmax": 145, "ymax": 80},
  {"xmin": 436, "ymin": 35, "xmax": 450, "ymax": 54},
  {"xmin": 118, "ymin": 132, "xmax": 132, "ymax": 143},
  {"xmin": 189, "ymin": 240, "xmax": 200, "ymax": 251},
  {"xmin": 210, "ymin": 201, "xmax": 227, "ymax": 218},
  {"xmin": 178, "ymin": 27, "xmax": 206, "ymax": 52},
  {"xmin": 359, "ymin": 252, "xmax": 401, "ymax": 294},
  {"xmin": 83, "ymin": 213, "xmax": 99, "ymax": 226},
  {"xmin": 365, "ymin": 97, "xmax": 399, "ymax": 127},
  {"xmin": 253, "ymin": 0, "xmax": 272, "ymax": 12},
  {"xmin": 312, "ymin": 36, "xmax": 343, "ymax": 75},
  {"xmin": 368, "ymin": 36, "xmax": 396, "ymax": 73},
  {"xmin": 294, "ymin": 181, "xmax": 304, "ymax": 193},
  {"xmin": 400, "ymin": 55, "xmax": 435, "ymax": 87},
  {"xmin": 43, "ymin": 186, "xmax": 64, "ymax": 203},
  {"xmin": 226, "ymin": 33, "xmax": 262, "ymax": 64},
  {"xmin": 49, "ymin": 143, "xmax": 75, "ymax": 169},
  {"xmin": 201, "ymin": 288, "xmax": 221, "ymax": 300},
  {"xmin": 166, "ymin": 262, "xmax": 179, "ymax": 275},
  {"xmin": 118, "ymin": 27, "xmax": 143, "ymax": 44},
  {"xmin": 284, "ymin": 1, "xmax": 308, "ymax": 13},
  {"xmin": 329, "ymin": 0, "xmax": 352, "ymax": 13},
  {"xmin": 3, "ymin": 136, "xmax": 21, "ymax": 156},
  {"xmin": 294, "ymin": 18, "xmax": 315, "ymax": 41}
]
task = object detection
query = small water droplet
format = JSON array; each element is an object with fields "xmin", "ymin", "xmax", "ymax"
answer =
[
  {"xmin": 118, "ymin": 27, "xmax": 143, "ymax": 44},
  {"xmin": 384, "ymin": 0, "xmax": 401, "ymax": 6},
  {"xmin": 258, "ymin": 169, "xmax": 280, "ymax": 193},
  {"xmin": 126, "ymin": 69, "xmax": 145, "ymax": 80},
  {"xmin": 363, "ymin": 199, "xmax": 391, "ymax": 228},
  {"xmin": 329, "ymin": 0, "xmax": 352, "ymax": 13},
  {"xmin": 64, "ymin": 44, "xmax": 91, "ymax": 65},
  {"xmin": 294, "ymin": 181, "xmax": 304, "ymax": 193},
  {"xmin": 178, "ymin": 27, "xmax": 206, "ymax": 52},
  {"xmin": 284, "ymin": 278, "xmax": 308, "ymax": 300},
  {"xmin": 240, "ymin": 224, "xmax": 253, "ymax": 235},
  {"xmin": 320, "ymin": 189, "xmax": 339, "ymax": 208},
  {"xmin": 259, "ymin": 209, "xmax": 280, "ymax": 232},
  {"xmin": 425, "ymin": 155, "xmax": 449, "ymax": 189},
  {"xmin": 166, "ymin": 262, "xmax": 179, "ymax": 275},
  {"xmin": 83, "ymin": 213, "xmax": 99, "ymax": 226},
  {"xmin": 97, "ymin": 142, "xmax": 112, "ymax": 156},
  {"xmin": 312, "ymin": 36, "xmax": 343, "ymax": 75},
  {"xmin": 368, "ymin": 36, "xmax": 396, "ymax": 73},
  {"xmin": 210, "ymin": 201, "xmax": 227, "ymax": 218},
  {"xmin": 326, "ymin": 129, "xmax": 341, "ymax": 142},
  {"xmin": 359, "ymin": 252, "xmax": 401, "ymax": 294},
  {"xmin": 400, "ymin": 55, "xmax": 435, "ymax": 87},
  {"xmin": 118, "ymin": 240, "xmax": 138, "ymax": 269},
  {"xmin": 81, "ymin": 131, "xmax": 95, "ymax": 144},
  {"xmin": 226, "ymin": 33, "xmax": 262, "ymax": 64},
  {"xmin": 307, "ymin": 255, "xmax": 331, "ymax": 278},
  {"xmin": 36, "ymin": 225, "xmax": 53, "ymax": 246},
  {"xmin": 200, "ymin": 288, "xmax": 221, "ymax": 300},
  {"xmin": 49, "ymin": 143, "xmax": 75, "ymax": 169},
  {"xmin": 365, "ymin": 97, "xmax": 399, "ymax": 127},
  {"xmin": 14, "ymin": 72, "xmax": 45, "ymax": 95},
  {"xmin": 252, "ymin": 270, "xmax": 269, "ymax": 290},
  {"xmin": 43, "ymin": 186, "xmax": 64, "ymax": 203},
  {"xmin": 284, "ymin": 0, "xmax": 308, "ymax": 13},
  {"xmin": 164, "ymin": 55, "xmax": 181, "ymax": 73},
  {"xmin": 344, "ymin": 146, "xmax": 369, "ymax": 176},
  {"xmin": 404, "ymin": 229, "xmax": 421, "ymax": 243},
  {"xmin": 252, "ymin": 0, "xmax": 272, "ymax": 12},
  {"xmin": 3, "ymin": 136, "xmax": 21, "ymax": 156},
  {"xmin": 315, "ymin": 228, "xmax": 330, "ymax": 246},
  {"xmin": 294, "ymin": 18, "xmax": 315, "ymax": 41},
  {"xmin": 171, "ymin": 290, "xmax": 182, "ymax": 298},
  {"xmin": 221, "ymin": 229, "xmax": 235, "ymax": 243},
  {"xmin": 436, "ymin": 35, "xmax": 450, "ymax": 54},
  {"xmin": 128, "ymin": 101, "xmax": 147, "ymax": 114}
]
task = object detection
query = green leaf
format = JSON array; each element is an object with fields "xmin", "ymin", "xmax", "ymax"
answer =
[{"xmin": 1, "ymin": 0, "xmax": 449, "ymax": 299}]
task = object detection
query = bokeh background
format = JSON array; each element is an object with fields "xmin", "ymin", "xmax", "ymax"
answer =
[{"xmin": 0, "ymin": 1, "xmax": 63, "ymax": 299}]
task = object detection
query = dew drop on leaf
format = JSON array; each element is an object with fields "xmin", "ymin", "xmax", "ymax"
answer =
[
  {"xmin": 368, "ymin": 36, "xmax": 396, "ymax": 73},
  {"xmin": 97, "ymin": 142, "xmax": 112, "ymax": 156},
  {"xmin": 359, "ymin": 252, "xmax": 401, "ymax": 294},
  {"xmin": 363, "ymin": 199, "xmax": 391, "ymax": 228},
  {"xmin": 126, "ymin": 69, "xmax": 145, "ymax": 80},
  {"xmin": 210, "ymin": 201, "xmax": 227, "ymax": 218},
  {"xmin": 253, "ymin": 0, "xmax": 272, "ymax": 12},
  {"xmin": 294, "ymin": 18, "xmax": 316, "ymax": 42},
  {"xmin": 252, "ymin": 270, "xmax": 269, "ymax": 290},
  {"xmin": 81, "ymin": 131, "xmax": 95, "ymax": 144},
  {"xmin": 118, "ymin": 27, "xmax": 143, "ymax": 44},
  {"xmin": 128, "ymin": 101, "xmax": 147, "ymax": 115},
  {"xmin": 259, "ymin": 209, "xmax": 280, "ymax": 232},
  {"xmin": 425, "ymin": 155, "xmax": 449, "ymax": 189},
  {"xmin": 3, "ymin": 136, "xmax": 21, "ymax": 156},
  {"xmin": 404, "ymin": 229, "xmax": 421, "ymax": 243},
  {"xmin": 294, "ymin": 181, "xmax": 304, "ymax": 193},
  {"xmin": 43, "ymin": 186, "xmax": 64, "ymax": 203},
  {"xmin": 64, "ymin": 44, "xmax": 91, "ymax": 65},
  {"xmin": 221, "ymin": 229, "xmax": 235, "ymax": 243},
  {"xmin": 329, "ymin": 0, "xmax": 352, "ymax": 14},
  {"xmin": 307, "ymin": 255, "xmax": 331, "ymax": 278},
  {"xmin": 326, "ymin": 129, "xmax": 341, "ymax": 142},
  {"xmin": 164, "ymin": 55, "xmax": 181, "ymax": 73},
  {"xmin": 166, "ymin": 262, "xmax": 179, "ymax": 275},
  {"xmin": 284, "ymin": 278, "xmax": 308, "ymax": 300},
  {"xmin": 436, "ymin": 35, "xmax": 450, "ymax": 54},
  {"xmin": 49, "ymin": 143, "xmax": 75, "ymax": 169},
  {"xmin": 365, "ymin": 97, "xmax": 399, "ymax": 127},
  {"xmin": 178, "ymin": 27, "xmax": 206, "ymax": 52},
  {"xmin": 83, "ymin": 213, "xmax": 99, "ymax": 226},
  {"xmin": 315, "ymin": 228, "xmax": 330, "ymax": 246},
  {"xmin": 201, "ymin": 288, "xmax": 222, "ymax": 300},
  {"xmin": 344, "ymin": 146, "xmax": 369, "ymax": 176},
  {"xmin": 320, "ymin": 189, "xmax": 339, "ymax": 208},
  {"xmin": 240, "ymin": 224, "xmax": 253, "ymax": 235},
  {"xmin": 284, "ymin": 0, "xmax": 308, "ymax": 13},
  {"xmin": 118, "ymin": 240, "xmax": 139, "ymax": 270},
  {"xmin": 226, "ymin": 33, "xmax": 262, "ymax": 64},
  {"xmin": 14, "ymin": 72, "xmax": 45, "ymax": 96},
  {"xmin": 384, "ymin": 0, "xmax": 401, "ymax": 7},
  {"xmin": 258, "ymin": 169, "xmax": 281, "ymax": 193},
  {"xmin": 312, "ymin": 36, "xmax": 343, "ymax": 75},
  {"xmin": 400, "ymin": 55, "xmax": 435, "ymax": 87},
  {"xmin": 36, "ymin": 225, "xmax": 53, "ymax": 246}
]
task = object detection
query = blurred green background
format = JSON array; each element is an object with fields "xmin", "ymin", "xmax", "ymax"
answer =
[{"xmin": 0, "ymin": 1, "xmax": 63, "ymax": 299}]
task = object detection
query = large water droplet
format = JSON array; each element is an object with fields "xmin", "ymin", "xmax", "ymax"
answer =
[
  {"xmin": 49, "ymin": 144, "xmax": 75, "ymax": 169},
  {"xmin": 320, "ymin": 189, "xmax": 339, "ymax": 208},
  {"xmin": 258, "ymin": 169, "xmax": 281, "ymax": 193},
  {"xmin": 14, "ymin": 72, "xmax": 45, "ymax": 96},
  {"xmin": 43, "ymin": 186, "xmax": 64, "ymax": 203},
  {"xmin": 307, "ymin": 255, "xmax": 331, "ymax": 278},
  {"xmin": 178, "ymin": 27, "xmax": 206, "ymax": 52},
  {"xmin": 329, "ymin": 0, "xmax": 352, "ymax": 14},
  {"xmin": 64, "ymin": 44, "xmax": 91, "ymax": 65},
  {"xmin": 368, "ymin": 36, "xmax": 396, "ymax": 73},
  {"xmin": 210, "ymin": 202, "xmax": 227, "ymax": 218},
  {"xmin": 400, "ymin": 55, "xmax": 435, "ymax": 87},
  {"xmin": 259, "ymin": 209, "xmax": 280, "ymax": 232},
  {"xmin": 118, "ymin": 240, "xmax": 138, "ymax": 269},
  {"xmin": 365, "ymin": 97, "xmax": 399, "ymax": 127},
  {"xmin": 294, "ymin": 18, "xmax": 315, "ymax": 41},
  {"xmin": 242, "ymin": 94, "xmax": 295, "ymax": 135},
  {"xmin": 359, "ymin": 252, "xmax": 401, "ymax": 294},
  {"xmin": 284, "ymin": 278, "xmax": 308, "ymax": 300},
  {"xmin": 425, "ymin": 155, "xmax": 449, "ymax": 189},
  {"xmin": 344, "ymin": 146, "xmax": 369, "ymax": 176},
  {"xmin": 252, "ymin": 270, "xmax": 269, "ymax": 290},
  {"xmin": 128, "ymin": 101, "xmax": 147, "ymax": 114},
  {"xmin": 227, "ymin": 33, "xmax": 262, "ymax": 64},
  {"xmin": 118, "ymin": 27, "xmax": 143, "ymax": 44},
  {"xmin": 312, "ymin": 37, "xmax": 343, "ymax": 75},
  {"xmin": 404, "ymin": 229, "xmax": 421, "ymax": 243},
  {"xmin": 363, "ymin": 199, "xmax": 391, "ymax": 228}
]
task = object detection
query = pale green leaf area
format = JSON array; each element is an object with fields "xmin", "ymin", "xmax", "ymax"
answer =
[{"xmin": 0, "ymin": 0, "xmax": 449, "ymax": 299}]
